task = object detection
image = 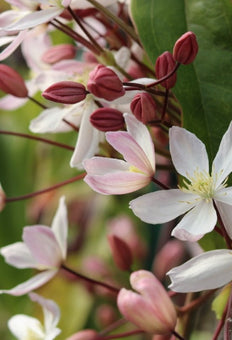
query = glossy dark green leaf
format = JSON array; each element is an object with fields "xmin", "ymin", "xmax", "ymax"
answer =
[{"xmin": 130, "ymin": 0, "xmax": 232, "ymax": 163}]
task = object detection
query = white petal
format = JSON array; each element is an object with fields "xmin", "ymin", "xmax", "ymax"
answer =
[
  {"xmin": 29, "ymin": 107, "xmax": 73, "ymax": 133},
  {"xmin": 8, "ymin": 314, "xmax": 44, "ymax": 339},
  {"xmin": 124, "ymin": 113, "xmax": 155, "ymax": 171},
  {"xmin": 130, "ymin": 189, "xmax": 197, "ymax": 224},
  {"xmin": 23, "ymin": 226, "xmax": 62, "ymax": 268},
  {"xmin": 6, "ymin": 8, "xmax": 63, "ymax": 31},
  {"xmin": 169, "ymin": 126, "xmax": 209, "ymax": 179},
  {"xmin": 51, "ymin": 196, "xmax": 68, "ymax": 260},
  {"xmin": 83, "ymin": 157, "xmax": 130, "ymax": 175},
  {"xmin": 70, "ymin": 99, "xmax": 103, "ymax": 169},
  {"xmin": 29, "ymin": 293, "xmax": 60, "ymax": 334},
  {"xmin": 0, "ymin": 270, "xmax": 57, "ymax": 296},
  {"xmin": 213, "ymin": 121, "xmax": 232, "ymax": 186},
  {"xmin": 172, "ymin": 200, "xmax": 217, "ymax": 241},
  {"xmin": 215, "ymin": 200, "xmax": 232, "ymax": 239},
  {"xmin": 0, "ymin": 30, "xmax": 28, "ymax": 61},
  {"xmin": 168, "ymin": 249, "xmax": 232, "ymax": 292},
  {"xmin": 0, "ymin": 242, "xmax": 37, "ymax": 269}
]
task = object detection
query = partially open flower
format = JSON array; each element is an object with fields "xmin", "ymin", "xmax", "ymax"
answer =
[
  {"xmin": 0, "ymin": 64, "xmax": 28, "ymax": 98},
  {"xmin": 155, "ymin": 52, "xmax": 177, "ymax": 89},
  {"xmin": 90, "ymin": 107, "xmax": 124, "ymax": 131},
  {"xmin": 130, "ymin": 93, "xmax": 157, "ymax": 124},
  {"xmin": 87, "ymin": 64, "xmax": 125, "ymax": 101},
  {"xmin": 173, "ymin": 31, "xmax": 198, "ymax": 65},
  {"xmin": 117, "ymin": 270, "xmax": 177, "ymax": 334},
  {"xmin": 42, "ymin": 44, "xmax": 76, "ymax": 64},
  {"xmin": 42, "ymin": 81, "xmax": 87, "ymax": 104}
]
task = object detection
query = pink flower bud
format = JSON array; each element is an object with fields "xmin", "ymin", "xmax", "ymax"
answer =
[
  {"xmin": 173, "ymin": 31, "xmax": 198, "ymax": 65},
  {"xmin": 90, "ymin": 108, "xmax": 124, "ymax": 131},
  {"xmin": 117, "ymin": 270, "xmax": 177, "ymax": 334},
  {"xmin": 42, "ymin": 81, "xmax": 87, "ymax": 104},
  {"xmin": 0, "ymin": 64, "xmax": 28, "ymax": 98},
  {"xmin": 67, "ymin": 330, "xmax": 100, "ymax": 340},
  {"xmin": 87, "ymin": 65, "xmax": 125, "ymax": 101},
  {"xmin": 130, "ymin": 93, "xmax": 157, "ymax": 124},
  {"xmin": 95, "ymin": 304, "xmax": 117, "ymax": 328},
  {"xmin": 42, "ymin": 44, "xmax": 76, "ymax": 64},
  {"xmin": 108, "ymin": 234, "xmax": 133, "ymax": 271},
  {"xmin": 155, "ymin": 52, "xmax": 177, "ymax": 89},
  {"xmin": 152, "ymin": 240, "xmax": 185, "ymax": 281}
]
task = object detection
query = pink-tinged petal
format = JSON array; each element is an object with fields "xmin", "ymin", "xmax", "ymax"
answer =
[
  {"xmin": 51, "ymin": 196, "xmax": 68, "ymax": 260},
  {"xmin": 23, "ymin": 226, "xmax": 63, "ymax": 268},
  {"xmin": 0, "ymin": 242, "xmax": 37, "ymax": 268},
  {"xmin": 213, "ymin": 121, "xmax": 232, "ymax": 186},
  {"xmin": 0, "ymin": 30, "xmax": 28, "ymax": 61},
  {"xmin": 0, "ymin": 270, "xmax": 57, "ymax": 296},
  {"xmin": 8, "ymin": 315, "xmax": 44, "ymax": 339},
  {"xmin": 84, "ymin": 171, "xmax": 151, "ymax": 195},
  {"xmin": 117, "ymin": 288, "xmax": 169, "ymax": 334},
  {"xmin": 0, "ymin": 94, "xmax": 27, "ymax": 110},
  {"xmin": 6, "ymin": 8, "xmax": 63, "ymax": 31},
  {"xmin": 168, "ymin": 249, "xmax": 232, "ymax": 292},
  {"xmin": 169, "ymin": 126, "xmax": 209, "ymax": 179},
  {"xmin": 29, "ymin": 292, "xmax": 60, "ymax": 333},
  {"xmin": 124, "ymin": 113, "xmax": 155, "ymax": 171},
  {"xmin": 130, "ymin": 189, "xmax": 197, "ymax": 224},
  {"xmin": 172, "ymin": 200, "xmax": 217, "ymax": 241},
  {"xmin": 29, "ymin": 107, "xmax": 73, "ymax": 133},
  {"xmin": 84, "ymin": 157, "xmax": 130, "ymax": 175},
  {"xmin": 215, "ymin": 200, "xmax": 232, "ymax": 239},
  {"xmin": 106, "ymin": 131, "xmax": 153, "ymax": 175},
  {"xmin": 130, "ymin": 271, "xmax": 177, "ymax": 331},
  {"xmin": 70, "ymin": 99, "xmax": 103, "ymax": 169}
]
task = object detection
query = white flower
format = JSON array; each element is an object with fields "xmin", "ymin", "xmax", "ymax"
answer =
[
  {"xmin": 130, "ymin": 123, "xmax": 232, "ymax": 241},
  {"xmin": 0, "ymin": 196, "xmax": 67, "ymax": 296},
  {"xmin": 8, "ymin": 292, "xmax": 61, "ymax": 339},
  {"xmin": 167, "ymin": 249, "xmax": 232, "ymax": 292}
]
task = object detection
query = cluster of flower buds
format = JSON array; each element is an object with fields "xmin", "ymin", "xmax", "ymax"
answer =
[
  {"xmin": 155, "ymin": 31, "xmax": 198, "ymax": 89},
  {"xmin": 0, "ymin": 64, "xmax": 28, "ymax": 98}
]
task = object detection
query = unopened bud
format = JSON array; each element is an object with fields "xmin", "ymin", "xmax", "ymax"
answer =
[
  {"xmin": 130, "ymin": 93, "xmax": 157, "ymax": 124},
  {"xmin": 90, "ymin": 108, "xmax": 124, "ymax": 132},
  {"xmin": 95, "ymin": 304, "xmax": 117, "ymax": 328},
  {"xmin": 67, "ymin": 330, "xmax": 100, "ymax": 340},
  {"xmin": 42, "ymin": 44, "xmax": 76, "ymax": 64},
  {"xmin": 0, "ymin": 64, "xmax": 28, "ymax": 98},
  {"xmin": 155, "ymin": 52, "xmax": 177, "ymax": 89},
  {"xmin": 87, "ymin": 64, "xmax": 125, "ymax": 101},
  {"xmin": 152, "ymin": 240, "xmax": 185, "ymax": 281},
  {"xmin": 173, "ymin": 31, "xmax": 198, "ymax": 64},
  {"xmin": 117, "ymin": 270, "xmax": 177, "ymax": 334},
  {"xmin": 108, "ymin": 234, "xmax": 133, "ymax": 271},
  {"xmin": 42, "ymin": 81, "xmax": 87, "ymax": 104}
]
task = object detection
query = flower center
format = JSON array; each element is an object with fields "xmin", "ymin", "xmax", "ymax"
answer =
[{"xmin": 180, "ymin": 169, "xmax": 227, "ymax": 201}]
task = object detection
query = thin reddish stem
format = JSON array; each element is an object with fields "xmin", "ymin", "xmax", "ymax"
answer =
[
  {"xmin": 0, "ymin": 130, "xmax": 74, "ymax": 151},
  {"xmin": 61, "ymin": 264, "xmax": 120, "ymax": 294},
  {"xmin": 5, "ymin": 173, "xmax": 85, "ymax": 203},
  {"xmin": 146, "ymin": 63, "xmax": 180, "ymax": 88}
]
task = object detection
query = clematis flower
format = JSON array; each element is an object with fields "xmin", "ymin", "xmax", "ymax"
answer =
[
  {"xmin": 167, "ymin": 249, "xmax": 232, "ymax": 292},
  {"xmin": 8, "ymin": 292, "xmax": 61, "ymax": 339},
  {"xmin": 130, "ymin": 123, "xmax": 232, "ymax": 241},
  {"xmin": 0, "ymin": 196, "xmax": 67, "ymax": 296},
  {"xmin": 83, "ymin": 113, "xmax": 156, "ymax": 195},
  {"xmin": 117, "ymin": 270, "xmax": 177, "ymax": 334}
]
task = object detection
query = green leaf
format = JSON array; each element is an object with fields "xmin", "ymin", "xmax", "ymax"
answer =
[
  {"xmin": 212, "ymin": 284, "xmax": 231, "ymax": 319},
  {"xmin": 130, "ymin": 0, "xmax": 232, "ymax": 163}
]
